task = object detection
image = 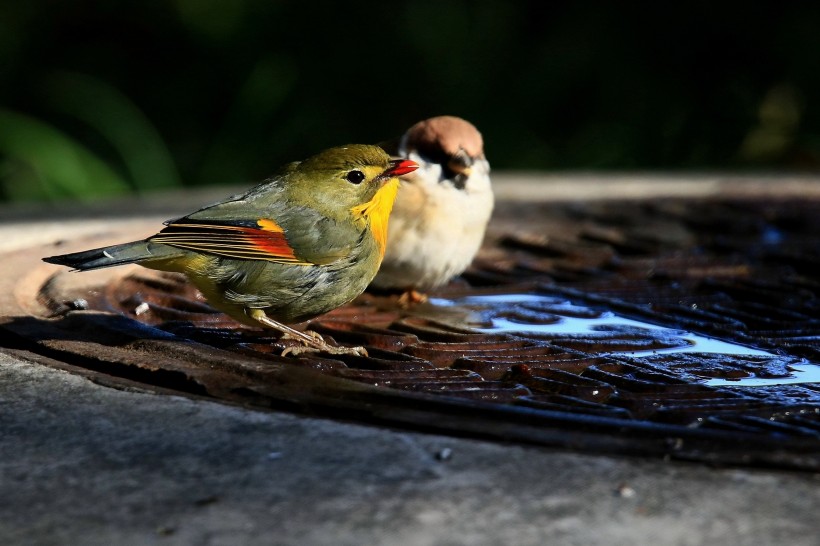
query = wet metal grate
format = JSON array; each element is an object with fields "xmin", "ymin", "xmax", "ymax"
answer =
[{"xmin": 8, "ymin": 196, "xmax": 820, "ymax": 470}]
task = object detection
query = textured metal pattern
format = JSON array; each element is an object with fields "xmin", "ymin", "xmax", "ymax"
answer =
[{"xmin": 8, "ymin": 196, "xmax": 820, "ymax": 469}]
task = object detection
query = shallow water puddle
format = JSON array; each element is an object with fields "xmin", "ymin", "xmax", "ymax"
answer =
[{"xmin": 430, "ymin": 293, "xmax": 820, "ymax": 387}]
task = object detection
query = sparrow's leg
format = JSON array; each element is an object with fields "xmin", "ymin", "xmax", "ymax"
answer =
[
  {"xmin": 397, "ymin": 289, "xmax": 428, "ymax": 307},
  {"xmin": 246, "ymin": 308, "xmax": 368, "ymax": 357}
]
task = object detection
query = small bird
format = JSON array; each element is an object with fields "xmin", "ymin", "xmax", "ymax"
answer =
[
  {"xmin": 371, "ymin": 116, "xmax": 493, "ymax": 302},
  {"xmin": 43, "ymin": 144, "xmax": 418, "ymax": 356}
]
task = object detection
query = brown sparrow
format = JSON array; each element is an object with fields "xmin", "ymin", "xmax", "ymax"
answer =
[{"xmin": 372, "ymin": 116, "xmax": 493, "ymax": 301}]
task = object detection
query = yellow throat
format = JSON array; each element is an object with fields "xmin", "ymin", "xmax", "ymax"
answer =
[{"xmin": 350, "ymin": 177, "xmax": 400, "ymax": 257}]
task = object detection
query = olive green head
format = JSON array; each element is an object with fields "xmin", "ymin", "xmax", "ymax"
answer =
[{"xmin": 284, "ymin": 144, "xmax": 416, "ymax": 217}]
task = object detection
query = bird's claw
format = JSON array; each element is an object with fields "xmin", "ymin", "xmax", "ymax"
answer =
[
  {"xmin": 279, "ymin": 329, "xmax": 324, "ymax": 343},
  {"xmin": 281, "ymin": 344, "xmax": 368, "ymax": 358},
  {"xmin": 397, "ymin": 289, "xmax": 428, "ymax": 307},
  {"xmin": 249, "ymin": 309, "xmax": 369, "ymax": 357}
]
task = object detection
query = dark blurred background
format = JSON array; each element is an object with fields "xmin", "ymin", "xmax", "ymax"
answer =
[{"xmin": 2, "ymin": 0, "xmax": 820, "ymax": 201}]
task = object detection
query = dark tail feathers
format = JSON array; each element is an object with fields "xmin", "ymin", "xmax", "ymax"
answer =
[{"xmin": 43, "ymin": 241, "xmax": 155, "ymax": 271}]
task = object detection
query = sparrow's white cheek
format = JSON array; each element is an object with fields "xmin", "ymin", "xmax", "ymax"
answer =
[
  {"xmin": 462, "ymin": 160, "xmax": 492, "ymax": 195},
  {"xmin": 401, "ymin": 150, "xmax": 439, "ymax": 183}
]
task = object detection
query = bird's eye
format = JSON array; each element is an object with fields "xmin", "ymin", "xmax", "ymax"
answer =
[{"xmin": 345, "ymin": 170, "xmax": 365, "ymax": 184}]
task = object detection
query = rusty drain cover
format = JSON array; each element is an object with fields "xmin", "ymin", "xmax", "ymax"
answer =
[{"xmin": 3, "ymin": 197, "xmax": 820, "ymax": 471}]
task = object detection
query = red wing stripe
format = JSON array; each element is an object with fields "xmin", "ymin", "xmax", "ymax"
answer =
[{"xmin": 150, "ymin": 222, "xmax": 310, "ymax": 264}]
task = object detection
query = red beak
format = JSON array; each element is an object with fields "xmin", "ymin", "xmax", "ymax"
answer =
[{"xmin": 384, "ymin": 159, "xmax": 419, "ymax": 178}]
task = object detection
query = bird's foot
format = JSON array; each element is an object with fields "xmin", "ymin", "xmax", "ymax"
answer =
[
  {"xmin": 397, "ymin": 289, "xmax": 428, "ymax": 307},
  {"xmin": 281, "ymin": 342, "xmax": 368, "ymax": 358},
  {"xmin": 246, "ymin": 309, "xmax": 368, "ymax": 357},
  {"xmin": 279, "ymin": 329, "xmax": 324, "ymax": 343}
]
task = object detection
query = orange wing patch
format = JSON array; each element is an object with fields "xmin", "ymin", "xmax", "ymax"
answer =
[
  {"xmin": 256, "ymin": 218, "xmax": 284, "ymax": 233},
  {"xmin": 150, "ymin": 219, "xmax": 311, "ymax": 265}
]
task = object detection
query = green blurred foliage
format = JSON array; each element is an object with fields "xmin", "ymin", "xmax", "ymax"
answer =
[{"xmin": 1, "ymin": 0, "xmax": 819, "ymax": 201}]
